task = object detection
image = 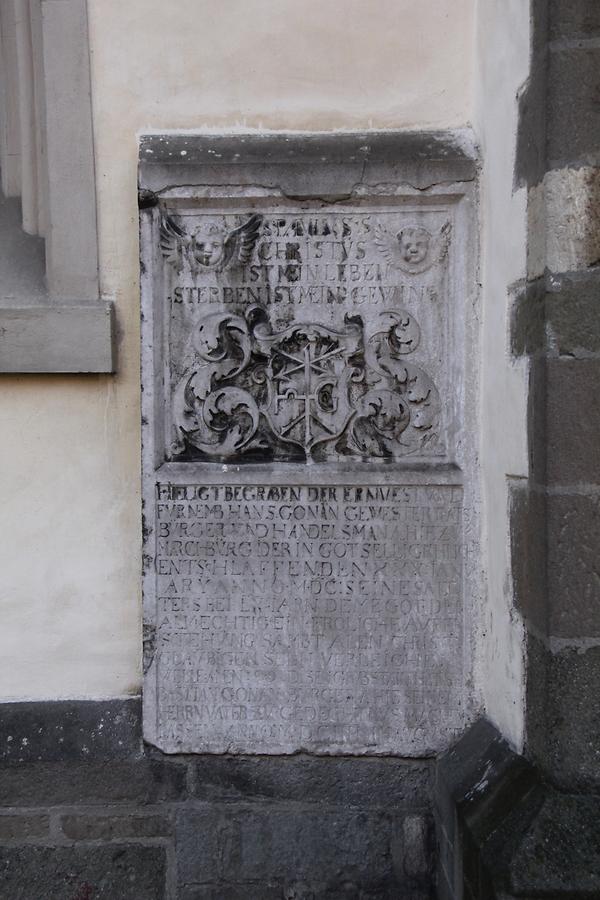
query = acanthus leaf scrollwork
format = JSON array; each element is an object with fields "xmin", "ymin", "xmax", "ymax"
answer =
[{"xmin": 171, "ymin": 306, "xmax": 443, "ymax": 463}]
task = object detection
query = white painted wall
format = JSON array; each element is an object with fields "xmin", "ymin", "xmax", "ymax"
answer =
[
  {"xmin": 474, "ymin": 0, "xmax": 531, "ymax": 749},
  {"xmin": 0, "ymin": 0, "xmax": 476, "ymax": 700}
]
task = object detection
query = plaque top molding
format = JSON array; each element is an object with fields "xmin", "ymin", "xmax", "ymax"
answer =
[
  {"xmin": 138, "ymin": 129, "xmax": 477, "ymax": 196},
  {"xmin": 139, "ymin": 129, "xmax": 477, "ymax": 167}
]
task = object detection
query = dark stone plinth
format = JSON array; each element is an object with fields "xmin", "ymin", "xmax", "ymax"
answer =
[
  {"xmin": 0, "ymin": 698, "xmax": 142, "ymax": 763},
  {"xmin": 436, "ymin": 717, "xmax": 600, "ymax": 899},
  {"xmin": 435, "ymin": 718, "xmax": 541, "ymax": 900},
  {"xmin": 188, "ymin": 755, "xmax": 432, "ymax": 807}
]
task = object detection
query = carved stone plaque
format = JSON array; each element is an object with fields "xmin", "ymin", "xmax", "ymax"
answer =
[{"xmin": 140, "ymin": 134, "xmax": 478, "ymax": 755}]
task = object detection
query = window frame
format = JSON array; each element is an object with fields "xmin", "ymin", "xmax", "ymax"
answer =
[{"xmin": 0, "ymin": 0, "xmax": 114, "ymax": 374}]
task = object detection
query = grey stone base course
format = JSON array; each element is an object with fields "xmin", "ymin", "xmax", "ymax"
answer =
[
  {"xmin": 3, "ymin": 708, "xmax": 598, "ymax": 898},
  {"xmin": 0, "ymin": 698, "xmax": 142, "ymax": 764},
  {"xmin": 0, "ymin": 846, "xmax": 166, "ymax": 900},
  {"xmin": 435, "ymin": 717, "xmax": 600, "ymax": 899},
  {"xmin": 0, "ymin": 699, "xmax": 434, "ymax": 899},
  {"xmin": 180, "ymin": 887, "xmax": 429, "ymax": 900}
]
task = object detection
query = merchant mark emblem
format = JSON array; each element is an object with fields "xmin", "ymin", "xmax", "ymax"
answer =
[
  {"xmin": 256, "ymin": 323, "xmax": 360, "ymax": 454},
  {"xmin": 171, "ymin": 309, "xmax": 442, "ymax": 463}
]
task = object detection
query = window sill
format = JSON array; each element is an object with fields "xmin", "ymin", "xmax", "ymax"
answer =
[
  {"xmin": 0, "ymin": 302, "xmax": 116, "ymax": 373},
  {"xmin": 0, "ymin": 194, "xmax": 115, "ymax": 374}
]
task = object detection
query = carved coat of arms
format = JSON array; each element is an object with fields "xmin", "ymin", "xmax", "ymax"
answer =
[
  {"xmin": 171, "ymin": 307, "xmax": 442, "ymax": 463},
  {"xmin": 255, "ymin": 322, "xmax": 361, "ymax": 456}
]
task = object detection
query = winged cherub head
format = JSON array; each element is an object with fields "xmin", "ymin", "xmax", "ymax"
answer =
[
  {"xmin": 397, "ymin": 227, "xmax": 431, "ymax": 266},
  {"xmin": 192, "ymin": 223, "xmax": 225, "ymax": 268},
  {"xmin": 160, "ymin": 212, "xmax": 263, "ymax": 275}
]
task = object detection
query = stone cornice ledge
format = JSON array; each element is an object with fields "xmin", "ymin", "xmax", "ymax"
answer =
[{"xmin": 138, "ymin": 128, "xmax": 479, "ymax": 196}]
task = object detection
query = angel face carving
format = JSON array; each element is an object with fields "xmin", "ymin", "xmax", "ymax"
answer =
[
  {"xmin": 192, "ymin": 226, "xmax": 225, "ymax": 267},
  {"xmin": 374, "ymin": 221, "xmax": 451, "ymax": 275},
  {"xmin": 398, "ymin": 227, "xmax": 431, "ymax": 266},
  {"xmin": 160, "ymin": 212, "xmax": 263, "ymax": 275}
]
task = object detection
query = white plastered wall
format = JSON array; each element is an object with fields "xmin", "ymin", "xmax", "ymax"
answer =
[
  {"xmin": 474, "ymin": 0, "xmax": 531, "ymax": 749},
  {"xmin": 0, "ymin": 0, "xmax": 476, "ymax": 699}
]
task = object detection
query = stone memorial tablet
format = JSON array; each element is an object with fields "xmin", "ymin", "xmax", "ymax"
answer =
[{"xmin": 140, "ymin": 133, "xmax": 478, "ymax": 754}]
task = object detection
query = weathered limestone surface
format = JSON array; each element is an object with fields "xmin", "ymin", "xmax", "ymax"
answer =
[{"xmin": 139, "ymin": 132, "xmax": 479, "ymax": 755}]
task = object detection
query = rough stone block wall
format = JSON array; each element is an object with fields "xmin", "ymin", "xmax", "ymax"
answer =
[
  {"xmin": 0, "ymin": 700, "xmax": 435, "ymax": 899},
  {"xmin": 514, "ymin": 0, "xmax": 600, "ymax": 790},
  {"xmin": 436, "ymin": 1, "xmax": 600, "ymax": 895}
]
